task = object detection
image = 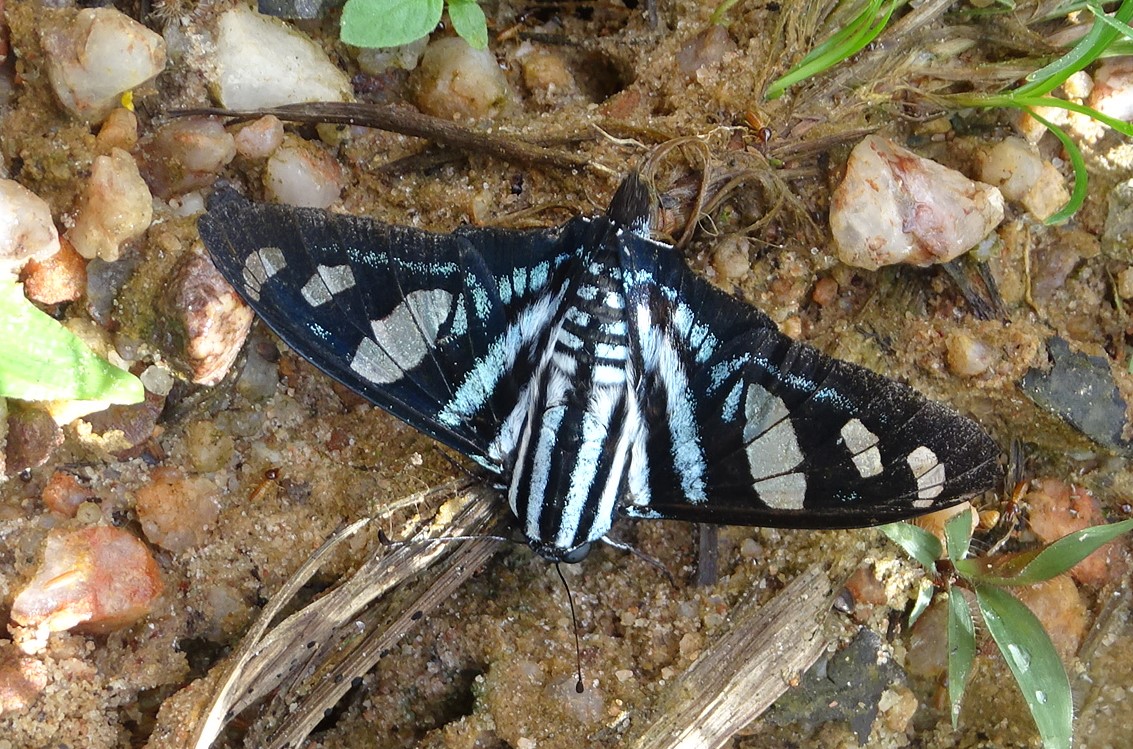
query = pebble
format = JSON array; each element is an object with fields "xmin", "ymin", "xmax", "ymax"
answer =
[
  {"xmin": 21, "ymin": 236, "xmax": 86, "ymax": 305},
  {"xmin": 4, "ymin": 403, "xmax": 63, "ymax": 477},
  {"xmin": 944, "ymin": 330, "xmax": 996, "ymax": 377},
  {"xmin": 138, "ymin": 117, "xmax": 236, "ymax": 200},
  {"xmin": 0, "ymin": 644, "xmax": 49, "ymax": 714},
  {"xmin": 675, "ymin": 24, "xmax": 737, "ymax": 79},
  {"xmin": 211, "ymin": 6, "xmax": 352, "ymax": 110},
  {"xmin": 10, "ymin": 526, "xmax": 163, "ymax": 645},
  {"xmin": 264, "ymin": 136, "xmax": 343, "ymax": 208},
  {"xmin": 411, "ymin": 37, "xmax": 509, "ymax": 120},
  {"xmin": 157, "ymin": 252, "xmax": 254, "ymax": 385},
  {"xmin": 1088, "ymin": 57, "xmax": 1133, "ymax": 123},
  {"xmin": 710, "ymin": 234, "xmax": 750, "ymax": 285},
  {"xmin": 1102, "ymin": 178, "xmax": 1133, "ymax": 262},
  {"xmin": 518, "ymin": 45, "xmax": 579, "ymax": 103},
  {"xmin": 977, "ymin": 137, "xmax": 1069, "ymax": 221},
  {"xmin": 911, "ymin": 501, "xmax": 976, "ymax": 549},
  {"xmin": 134, "ymin": 466, "xmax": 221, "ymax": 553},
  {"xmin": 233, "ymin": 115, "xmax": 285, "ymax": 160},
  {"xmin": 355, "ymin": 37, "xmax": 428, "ymax": 74},
  {"xmin": 81, "ymin": 390, "xmax": 165, "ymax": 457},
  {"xmin": 0, "ymin": 179, "xmax": 60, "ymax": 275},
  {"xmin": 95, "ymin": 107, "xmax": 139, "ymax": 153},
  {"xmin": 905, "ymin": 597, "xmax": 949, "ymax": 680},
  {"xmin": 1024, "ymin": 478, "xmax": 1118, "ymax": 587},
  {"xmin": 66, "ymin": 148, "xmax": 152, "ymax": 261},
  {"xmin": 830, "ymin": 135, "xmax": 1005, "ymax": 270},
  {"xmin": 41, "ymin": 7, "xmax": 166, "ymax": 122},
  {"xmin": 1012, "ymin": 575, "xmax": 1086, "ymax": 662},
  {"xmin": 41, "ymin": 470, "xmax": 94, "ymax": 518}
]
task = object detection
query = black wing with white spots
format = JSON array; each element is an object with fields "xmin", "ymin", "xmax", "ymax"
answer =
[
  {"xmin": 198, "ymin": 175, "xmax": 1001, "ymax": 562},
  {"xmin": 199, "ymin": 188, "xmax": 584, "ymax": 468},
  {"xmin": 618, "ymin": 228, "xmax": 1000, "ymax": 528}
]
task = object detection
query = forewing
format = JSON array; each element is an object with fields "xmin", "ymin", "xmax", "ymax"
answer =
[
  {"xmin": 619, "ymin": 234, "xmax": 1001, "ymax": 528},
  {"xmin": 198, "ymin": 188, "xmax": 580, "ymax": 466}
]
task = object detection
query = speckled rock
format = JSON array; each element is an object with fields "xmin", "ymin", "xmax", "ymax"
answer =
[
  {"xmin": 0, "ymin": 179, "xmax": 60, "ymax": 275},
  {"xmin": 10, "ymin": 525, "xmax": 163, "ymax": 646},
  {"xmin": 5, "ymin": 402, "xmax": 63, "ymax": 477},
  {"xmin": 138, "ymin": 117, "xmax": 236, "ymax": 200},
  {"xmin": 135, "ymin": 466, "xmax": 221, "ymax": 553},
  {"xmin": 67, "ymin": 147, "xmax": 152, "ymax": 261},
  {"xmin": 831, "ymin": 135, "xmax": 1005, "ymax": 270},
  {"xmin": 411, "ymin": 37, "xmax": 509, "ymax": 120},
  {"xmin": 157, "ymin": 252, "xmax": 253, "ymax": 386},
  {"xmin": 41, "ymin": 7, "xmax": 166, "ymax": 122},
  {"xmin": 0, "ymin": 643, "xmax": 49, "ymax": 714},
  {"xmin": 211, "ymin": 6, "xmax": 352, "ymax": 110}
]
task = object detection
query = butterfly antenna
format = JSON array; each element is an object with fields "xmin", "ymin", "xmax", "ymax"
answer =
[
  {"xmin": 599, "ymin": 536, "xmax": 676, "ymax": 587},
  {"xmin": 554, "ymin": 563, "xmax": 585, "ymax": 694}
]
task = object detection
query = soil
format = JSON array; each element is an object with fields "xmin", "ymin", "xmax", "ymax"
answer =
[{"xmin": 2, "ymin": 1, "xmax": 1133, "ymax": 748}]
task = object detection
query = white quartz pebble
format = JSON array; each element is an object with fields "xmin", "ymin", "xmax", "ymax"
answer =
[
  {"xmin": 264, "ymin": 136, "xmax": 343, "ymax": 209},
  {"xmin": 211, "ymin": 7, "xmax": 352, "ymax": 110},
  {"xmin": 0, "ymin": 180, "xmax": 60, "ymax": 275},
  {"xmin": 411, "ymin": 37, "xmax": 509, "ymax": 120},
  {"xmin": 67, "ymin": 148, "xmax": 153, "ymax": 261},
  {"xmin": 41, "ymin": 8, "xmax": 166, "ymax": 122},
  {"xmin": 831, "ymin": 135, "xmax": 1005, "ymax": 270}
]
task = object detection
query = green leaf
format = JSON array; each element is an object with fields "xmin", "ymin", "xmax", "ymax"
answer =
[
  {"xmin": 0, "ymin": 279, "xmax": 144, "ymax": 405},
  {"xmin": 341, "ymin": 0, "xmax": 444, "ymax": 49},
  {"xmin": 908, "ymin": 578, "xmax": 935, "ymax": 627},
  {"xmin": 879, "ymin": 521, "xmax": 942, "ymax": 570},
  {"xmin": 970, "ymin": 518, "xmax": 1133, "ymax": 587},
  {"xmin": 944, "ymin": 508, "xmax": 975, "ymax": 562},
  {"xmin": 447, "ymin": 0, "xmax": 488, "ymax": 50},
  {"xmin": 946, "ymin": 590, "xmax": 976, "ymax": 728},
  {"xmin": 975, "ymin": 584, "xmax": 1073, "ymax": 749}
]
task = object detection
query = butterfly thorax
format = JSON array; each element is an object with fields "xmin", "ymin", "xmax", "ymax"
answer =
[{"xmin": 506, "ymin": 232, "xmax": 644, "ymax": 562}]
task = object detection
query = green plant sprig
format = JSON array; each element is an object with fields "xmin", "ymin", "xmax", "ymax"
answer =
[
  {"xmin": 880, "ymin": 509, "xmax": 1133, "ymax": 749},
  {"xmin": 765, "ymin": 0, "xmax": 903, "ymax": 101},
  {"xmin": 0, "ymin": 277, "xmax": 144, "ymax": 405},
  {"xmin": 340, "ymin": 0, "xmax": 489, "ymax": 50}
]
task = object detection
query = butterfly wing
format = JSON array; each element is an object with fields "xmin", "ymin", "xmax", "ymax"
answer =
[
  {"xmin": 618, "ymin": 233, "xmax": 1001, "ymax": 528},
  {"xmin": 198, "ymin": 188, "xmax": 582, "ymax": 468}
]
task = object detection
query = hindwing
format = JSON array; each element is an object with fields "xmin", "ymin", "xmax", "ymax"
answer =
[{"xmin": 618, "ymin": 232, "xmax": 1000, "ymax": 528}]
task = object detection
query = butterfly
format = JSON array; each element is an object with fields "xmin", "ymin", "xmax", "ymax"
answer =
[{"xmin": 198, "ymin": 173, "xmax": 1000, "ymax": 563}]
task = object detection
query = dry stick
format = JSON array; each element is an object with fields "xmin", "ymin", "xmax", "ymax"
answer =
[
  {"xmin": 628, "ymin": 564, "xmax": 832, "ymax": 749},
  {"xmin": 189, "ymin": 478, "xmax": 499, "ymax": 749},
  {"xmin": 173, "ymin": 102, "xmax": 604, "ymax": 173}
]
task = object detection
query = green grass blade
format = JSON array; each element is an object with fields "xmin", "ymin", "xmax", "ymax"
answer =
[
  {"xmin": 1014, "ymin": 0, "xmax": 1133, "ymax": 98},
  {"xmin": 944, "ymin": 508, "xmax": 975, "ymax": 562},
  {"xmin": 0, "ymin": 279, "xmax": 144, "ymax": 405},
  {"xmin": 879, "ymin": 521, "xmax": 942, "ymax": 569},
  {"xmin": 909, "ymin": 579, "xmax": 935, "ymax": 627},
  {"xmin": 340, "ymin": 0, "xmax": 444, "ymax": 48},
  {"xmin": 1086, "ymin": 0, "xmax": 1133, "ymax": 40},
  {"xmin": 765, "ymin": 0, "xmax": 899, "ymax": 100},
  {"xmin": 1023, "ymin": 109, "xmax": 1086, "ymax": 225},
  {"xmin": 947, "ymin": 590, "xmax": 976, "ymax": 728},
  {"xmin": 975, "ymin": 584, "xmax": 1073, "ymax": 749}
]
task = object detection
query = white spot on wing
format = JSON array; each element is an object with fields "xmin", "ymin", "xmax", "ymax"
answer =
[
  {"xmin": 753, "ymin": 472, "xmax": 807, "ymax": 510},
  {"xmin": 907, "ymin": 445, "xmax": 945, "ymax": 501},
  {"xmin": 841, "ymin": 418, "xmax": 883, "ymax": 478},
  {"xmin": 349, "ymin": 289, "xmax": 453, "ymax": 385},
  {"xmin": 301, "ymin": 264, "xmax": 356, "ymax": 307},
  {"xmin": 743, "ymin": 383, "xmax": 802, "ymax": 480},
  {"xmin": 242, "ymin": 246, "xmax": 287, "ymax": 300}
]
